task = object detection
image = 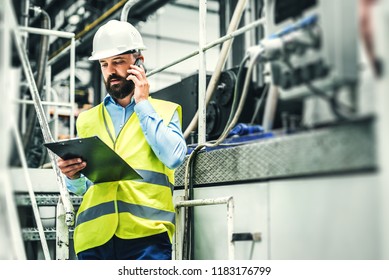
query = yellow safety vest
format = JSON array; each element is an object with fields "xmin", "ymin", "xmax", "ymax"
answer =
[{"xmin": 73, "ymin": 97, "xmax": 182, "ymax": 254}]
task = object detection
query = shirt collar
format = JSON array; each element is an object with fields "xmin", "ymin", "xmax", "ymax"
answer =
[{"xmin": 103, "ymin": 94, "xmax": 135, "ymax": 108}]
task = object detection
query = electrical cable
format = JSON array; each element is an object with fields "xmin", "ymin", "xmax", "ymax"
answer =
[
  {"xmin": 250, "ymin": 83, "xmax": 270, "ymax": 124},
  {"xmin": 328, "ymin": 87, "xmax": 357, "ymax": 121},
  {"xmin": 216, "ymin": 49, "xmax": 265, "ymax": 143},
  {"xmin": 182, "ymin": 152, "xmax": 196, "ymax": 260},
  {"xmin": 225, "ymin": 54, "xmax": 250, "ymax": 130}
]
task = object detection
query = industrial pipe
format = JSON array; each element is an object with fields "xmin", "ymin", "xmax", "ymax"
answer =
[{"xmin": 120, "ymin": 0, "xmax": 140, "ymax": 21}]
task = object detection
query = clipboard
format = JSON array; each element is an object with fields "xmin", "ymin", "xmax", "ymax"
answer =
[{"xmin": 44, "ymin": 136, "xmax": 142, "ymax": 184}]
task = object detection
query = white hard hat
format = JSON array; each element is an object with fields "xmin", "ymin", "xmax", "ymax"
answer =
[{"xmin": 89, "ymin": 20, "xmax": 146, "ymax": 60}]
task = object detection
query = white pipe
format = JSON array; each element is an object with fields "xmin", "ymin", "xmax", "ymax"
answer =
[
  {"xmin": 51, "ymin": 88, "xmax": 60, "ymax": 141},
  {"xmin": 120, "ymin": 0, "xmax": 140, "ymax": 21},
  {"xmin": 69, "ymin": 37, "xmax": 76, "ymax": 138},
  {"xmin": 198, "ymin": 0, "xmax": 207, "ymax": 144},
  {"xmin": 175, "ymin": 196, "xmax": 235, "ymax": 260},
  {"xmin": 21, "ymin": 0, "xmax": 30, "ymax": 50},
  {"xmin": 18, "ymin": 26, "xmax": 75, "ymax": 38},
  {"xmin": 21, "ymin": 95, "xmax": 27, "ymax": 134},
  {"xmin": 14, "ymin": 99, "xmax": 73, "ymax": 107},
  {"xmin": 201, "ymin": 18, "xmax": 265, "ymax": 51},
  {"xmin": 262, "ymin": 84, "xmax": 279, "ymax": 132},
  {"xmin": 48, "ymin": 43, "xmax": 78, "ymax": 66},
  {"xmin": 45, "ymin": 66, "xmax": 52, "ymax": 120},
  {"xmin": 55, "ymin": 199, "xmax": 69, "ymax": 260},
  {"xmin": 225, "ymin": 0, "xmax": 232, "ymax": 69}
]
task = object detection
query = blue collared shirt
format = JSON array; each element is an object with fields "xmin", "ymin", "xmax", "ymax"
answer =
[{"xmin": 66, "ymin": 94, "xmax": 187, "ymax": 195}]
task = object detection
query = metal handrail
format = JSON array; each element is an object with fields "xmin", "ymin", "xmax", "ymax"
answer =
[
  {"xmin": 198, "ymin": 0, "xmax": 207, "ymax": 144},
  {"xmin": 174, "ymin": 196, "xmax": 235, "ymax": 260},
  {"xmin": 17, "ymin": 26, "xmax": 77, "ymax": 139},
  {"xmin": 146, "ymin": 17, "xmax": 265, "ymax": 78},
  {"xmin": 14, "ymin": 100, "xmax": 74, "ymax": 107},
  {"xmin": 1, "ymin": 0, "xmax": 27, "ymax": 260},
  {"xmin": 13, "ymin": 25, "xmax": 75, "ymax": 226},
  {"xmin": 12, "ymin": 125, "xmax": 51, "ymax": 259},
  {"xmin": 7, "ymin": 1, "xmax": 76, "ymax": 260}
]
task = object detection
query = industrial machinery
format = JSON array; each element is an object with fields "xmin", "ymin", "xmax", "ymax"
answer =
[
  {"xmin": 265, "ymin": 0, "xmax": 358, "ymax": 101},
  {"xmin": 172, "ymin": 0, "xmax": 385, "ymax": 261},
  {"xmin": 151, "ymin": 68, "xmax": 303, "ymax": 143}
]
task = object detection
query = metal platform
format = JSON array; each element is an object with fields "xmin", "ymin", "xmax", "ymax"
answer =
[{"xmin": 174, "ymin": 117, "xmax": 377, "ymax": 187}]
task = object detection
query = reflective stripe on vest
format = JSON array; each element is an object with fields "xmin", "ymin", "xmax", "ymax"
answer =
[
  {"xmin": 76, "ymin": 200, "xmax": 175, "ymax": 226},
  {"xmin": 117, "ymin": 201, "xmax": 175, "ymax": 224},
  {"xmin": 76, "ymin": 201, "xmax": 115, "ymax": 226},
  {"xmin": 135, "ymin": 169, "xmax": 174, "ymax": 194}
]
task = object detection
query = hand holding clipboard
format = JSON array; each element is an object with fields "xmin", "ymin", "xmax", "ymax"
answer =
[{"xmin": 44, "ymin": 136, "xmax": 142, "ymax": 184}]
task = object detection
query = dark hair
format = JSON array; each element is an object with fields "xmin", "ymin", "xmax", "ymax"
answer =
[{"xmin": 119, "ymin": 49, "xmax": 142, "ymax": 57}]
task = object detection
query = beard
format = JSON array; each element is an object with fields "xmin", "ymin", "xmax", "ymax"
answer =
[{"xmin": 104, "ymin": 74, "xmax": 135, "ymax": 100}]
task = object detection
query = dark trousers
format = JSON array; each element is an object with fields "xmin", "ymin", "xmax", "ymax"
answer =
[{"xmin": 77, "ymin": 232, "xmax": 172, "ymax": 260}]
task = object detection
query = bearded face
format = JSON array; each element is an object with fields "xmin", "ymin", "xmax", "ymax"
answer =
[{"xmin": 104, "ymin": 73, "xmax": 135, "ymax": 100}]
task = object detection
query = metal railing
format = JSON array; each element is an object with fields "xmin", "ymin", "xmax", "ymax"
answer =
[
  {"xmin": 5, "ymin": 0, "xmax": 76, "ymax": 260},
  {"xmin": 174, "ymin": 196, "xmax": 235, "ymax": 260},
  {"xmin": 0, "ymin": 1, "xmax": 27, "ymax": 260},
  {"xmin": 17, "ymin": 25, "xmax": 76, "ymax": 139}
]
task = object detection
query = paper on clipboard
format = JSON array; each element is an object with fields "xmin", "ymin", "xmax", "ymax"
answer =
[{"xmin": 44, "ymin": 136, "xmax": 142, "ymax": 184}]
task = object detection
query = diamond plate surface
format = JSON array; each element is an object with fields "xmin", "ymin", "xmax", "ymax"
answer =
[{"xmin": 174, "ymin": 120, "xmax": 376, "ymax": 187}]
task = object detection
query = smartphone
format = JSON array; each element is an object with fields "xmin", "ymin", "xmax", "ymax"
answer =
[{"xmin": 134, "ymin": 58, "xmax": 147, "ymax": 73}]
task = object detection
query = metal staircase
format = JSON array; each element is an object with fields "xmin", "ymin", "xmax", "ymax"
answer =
[
  {"xmin": 1, "ymin": 0, "xmax": 77, "ymax": 260},
  {"xmin": 14, "ymin": 188, "xmax": 82, "ymax": 260}
]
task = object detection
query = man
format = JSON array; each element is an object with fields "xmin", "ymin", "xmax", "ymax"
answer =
[{"xmin": 57, "ymin": 20, "xmax": 187, "ymax": 260}]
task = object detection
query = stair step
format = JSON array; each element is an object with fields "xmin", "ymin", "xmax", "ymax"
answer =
[
  {"xmin": 15, "ymin": 193, "xmax": 82, "ymax": 206},
  {"xmin": 22, "ymin": 227, "xmax": 74, "ymax": 241}
]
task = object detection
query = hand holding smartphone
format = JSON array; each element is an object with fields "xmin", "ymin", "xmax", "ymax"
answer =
[
  {"xmin": 134, "ymin": 58, "xmax": 147, "ymax": 73},
  {"xmin": 129, "ymin": 58, "xmax": 149, "ymax": 103}
]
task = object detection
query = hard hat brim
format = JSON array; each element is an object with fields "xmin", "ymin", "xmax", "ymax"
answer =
[{"xmin": 89, "ymin": 46, "xmax": 146, "ymax": 61}]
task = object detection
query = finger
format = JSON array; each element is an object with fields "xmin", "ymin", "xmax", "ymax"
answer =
[
  {"xmin": 126, "ymin": 69, "xmax": 143, "ymax": 80},
  {"xmin": 57, "ymin": 158, "xmax": 83, "ymax": 168},
  {"xmin": 61, "ymin": 162, "xmax": 87, "ymax": 179},
  {"xmin": 127, "ymin": 65, "xmax": 146, "ymax": 77}
]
